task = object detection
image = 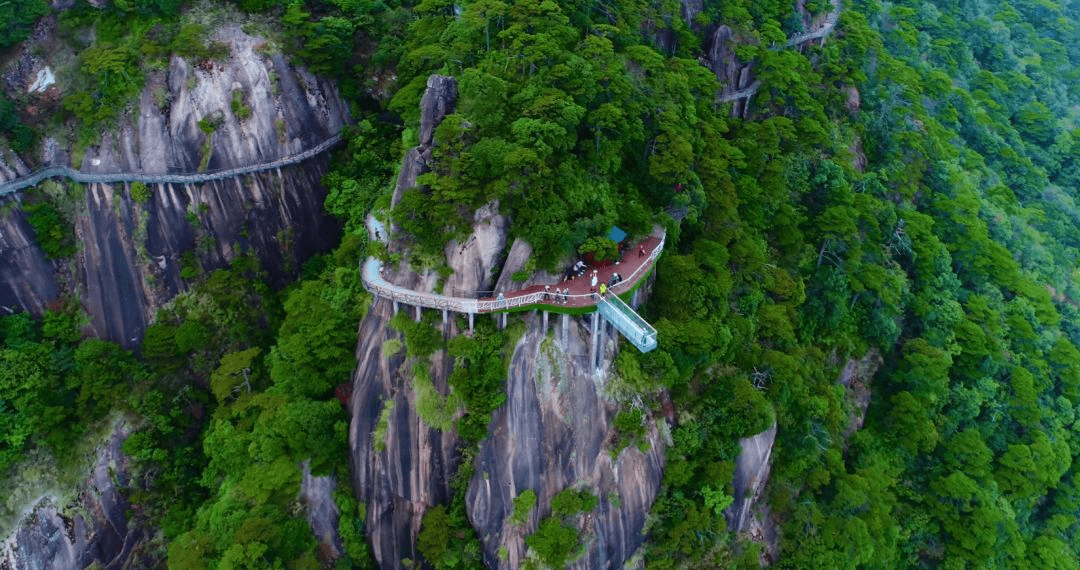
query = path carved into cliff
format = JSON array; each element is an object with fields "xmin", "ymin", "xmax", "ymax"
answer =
[
  {"xmin": 716, "ymin": 0, "xmax": 841, "ymax": 104},
  {"xmin": 0, "ymin": 133, "xmax": 343, "ymax": 196}
]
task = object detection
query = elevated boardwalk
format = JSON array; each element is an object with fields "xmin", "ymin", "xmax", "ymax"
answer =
[
  {"xmin": 0, "ymin": 134, "xmax": 344, "ymax": 196},
  {"xmin": 361, "ymin": 215, "xmax": 663, "ymax": 353}
]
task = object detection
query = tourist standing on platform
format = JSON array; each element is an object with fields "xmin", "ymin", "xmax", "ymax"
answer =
[{"xmin": 590, "ymin": 272, "xmax": 598, "ymax": 293}]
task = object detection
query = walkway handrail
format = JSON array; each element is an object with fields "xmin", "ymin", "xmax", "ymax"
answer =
[
  {"xmin": 361, "ymin": 215, "xmax": 665, "ymax": 315},
  {"xmin": 362, "ymin": 214, "xmax": 665, "ymax": 315},
  {"xmin": 362, "ymin": 257, "xmax": 480, "ymax": 313},
  {"xmin": 0, "ymin": 133, "xmax": 344, "ymax": 196}
]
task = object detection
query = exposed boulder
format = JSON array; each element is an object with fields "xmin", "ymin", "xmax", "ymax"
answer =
[
  {"xmin": 0, "ymin": 200, "xmax": 59, "ymax": 317},
  {"xmin": 418, "ymin": 76, "xmax": 458, "ymax": 148},
  {"xmin": 724, "ymin": 424, "xmax": 779, "ymax": 565},
  {"xmin": 390, "ymin": 75, "xmax": 457, "ymax": 210},
  {"xmin": 839, "ymin": 350, "xmax": 883, "ymax": 438},
  {"xmin": 300, "ymin": 462, "xmax": 344, "ymax": 561}
]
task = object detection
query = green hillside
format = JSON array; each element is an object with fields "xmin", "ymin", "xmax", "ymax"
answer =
[{"xmin": 4, "ymin": 0, "xmax": 1080, "ymax": 567}]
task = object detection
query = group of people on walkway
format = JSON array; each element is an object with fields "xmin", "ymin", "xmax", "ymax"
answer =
[{"xmin": 544, "ymin": 285, "xmax": 573, "ymax": 304}]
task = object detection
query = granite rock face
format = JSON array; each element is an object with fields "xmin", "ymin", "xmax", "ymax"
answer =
[
  {"xmin": 390, "ymin": 75, "xmax": 457, "ymax": 212},
  {"xmin": 466, "ymin": 308, "xmax": 667, "ymax": 569},
  {"xmin": 0, "ymin": 422, "xmax": 150, "ymax": 570},
  {"xmin": 0, "ymin": 25, "xmax": 348, "ymax": 348},
  {"xmin": 349, "ymin": 73, "xmax": 483, "ymax": 568}
]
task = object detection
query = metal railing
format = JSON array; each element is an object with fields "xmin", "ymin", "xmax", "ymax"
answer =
[
  {"xmin": 360, "ymin": 223, "xmax": 666, "ymax": 315},
  {"xmin": 0, "ymin": 133, "xmax": 344, "ymax": 196},
  {"xmin": 597, "ymin": 294, "xmax": 658, "ymax": 352}
]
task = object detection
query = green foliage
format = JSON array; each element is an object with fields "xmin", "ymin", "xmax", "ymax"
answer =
[
  {"xmin": 418, "ymin": 504, "xmax": 451, "ymax": 566},
  {"xmin": 230, "ymin": 89, "xmax": 252, "ymax": 121},
  {"xmin": 526, "ymin": 518, "xmax": 580, "ymax": 569},
  {"xmin": 550, "ymin": 488, "xmax": 598, "ymax": 517},
  {"xmin": 411, "ymin": 364, "xmax": 462, "ymax": 431},
  {"xmin": 24, "ymin": 198, "xmax": 76, "ymax": 259},
  {"xmin": 0, "ymin": 0, "xmax": 47, "ymax": 49},
  {"xmin": 510, "ymin": 488, "xmax": 536, "ymax": 526},
  {"xmin": 577, "ymin": 237, "xmax": 619, "ymax": 262},
  {"xmin": 129, "ymin": 182, "xmax": 151, "ymax": 204},
  {"xmin": 323, "ymin": 120, "xmax": 400, "ymax": 235},
  {"xmin": 0, "ymin": 94, "xmax": 35, "ymax": 152},
  {"xmin": 211, "ymin": 348, "xmax": 261, "ymax": 403}
]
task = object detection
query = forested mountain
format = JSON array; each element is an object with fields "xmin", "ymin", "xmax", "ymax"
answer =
[{"xmin": 4, "ymin": 0, "xmax": 1080, "ymax": 568}]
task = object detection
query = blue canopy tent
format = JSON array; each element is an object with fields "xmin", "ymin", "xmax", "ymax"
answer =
[{"xmin": 607, "ymin": 226, "xmax": 627, "ymax": 244}]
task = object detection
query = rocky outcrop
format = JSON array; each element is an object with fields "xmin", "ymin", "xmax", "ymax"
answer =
[
  {"xmin": 390, "ymin": 75, "xmax": 457, "ymax": 211},
  {"xmin": 466, "ymin": 309, "xmax": 667, "ymax": 569},
  {"xmin": 0, "ymin": 421, "xmax": 150, "ymax": 570},
  {"xmin": 704, "ymin": 25, "xmax": 755, "ymax": 117},
  {"xmin": 724, "ymin": 424, "xmax": 779, "ymax": 565},
  {"xmin": 0, "ymin": 25, "xmax": 348, "ymax": 347},
  {"xmin": 352, "ymin": 71, "xmax": 665, "ymax": 569},
  {"xmin": 350, "ymin": 73, "xmax": 486, "ymax": 567},
  {"xmin": 300, "ymin": 462, "xmax": 344, "ymax": 561},
  {"xmin": 0, "ymin": 202, "xmax": 59, "ymax": 316}
]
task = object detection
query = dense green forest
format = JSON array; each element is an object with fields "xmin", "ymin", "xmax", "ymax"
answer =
[{"xmin": 6, "ymin": 0, "xmax": 1080, "ymax": 567}]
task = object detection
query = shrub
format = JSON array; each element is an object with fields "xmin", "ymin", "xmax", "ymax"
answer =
[
  {"xmin": 526, "ymin": 518, "xmax": 579, "ymax": 569},
  {"xmin": 551, "ymin": 488, "xmax": 598, "ymax": 517},
  {"xmin": 510, "ymin": 489, "xmax": 536, "ymax": 526},
  {"xmin": 24, "ymin": 199, "xmax": 75, "ymax": 259},
  {"xmin": 372, "ymin": 398, "xmax": 394, "ymax": 452},
  {"xmin": 130, "ymin": 182, "xmax": 150, "ymax": 204},
  {"xmin": 231, "ymin": 89, "xmax": 252, "ymax": 120}
]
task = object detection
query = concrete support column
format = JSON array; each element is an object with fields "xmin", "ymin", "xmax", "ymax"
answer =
[
  {"xmin": 561, "ymin": 314, "xmax": 569, "ymax": 346},
  {"xmin": 597, "ymin": 318, "xmax": 607, "ymax": 373},
  {"xmin": 442, "ymin": 309, "xmax": 448, "ymax": 326},
  {"xmin": 542, "ymin": 311, "xmax": 549, "ymax": 335},
  {"xmin": 589, "ymin": 313, "xmax": 599, "ymax": 374},
  {"xmin": 500, "ymin": 312, "xmax": 507, "ymax": 330},
  {"xmin": 468, "ymin": 312, "xmax": 474, "ymax": 332},
  {"xmin": 393, "ymin": 300, "xmax": 400, "ymax": 315},
  {"xmin": 415, "ymin": 305, "xmax": 421, "ymax": 322}
]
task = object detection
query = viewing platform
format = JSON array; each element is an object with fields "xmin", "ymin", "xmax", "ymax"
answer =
[{"xmin": 361, "ymin": 215, "xmax": 663, "ymax": 353}]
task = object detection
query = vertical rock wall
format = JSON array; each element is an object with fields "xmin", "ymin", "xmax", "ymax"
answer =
[
  {"xmin": 0, "ymin": 25, "xmax": 349, "ymax": 347},
  {"xmin": 465, "ymin": 309, "xmax": 667, "ymax": 569},
  {"xmin": 0, "ymin": 421, "xmax": 150, "ymax": 570}
]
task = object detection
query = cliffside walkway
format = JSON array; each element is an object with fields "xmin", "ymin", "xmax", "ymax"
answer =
[
  {"xmin": 716, "ymin": 0, "xmax": 841, "ymax": 104},
  {"xmin": 361, "ymin": 215, "xmax": 663, "ymax": 353},
  {"xmin": 0, "ymin": 133, "xmax": 344, "ymax": 197}
]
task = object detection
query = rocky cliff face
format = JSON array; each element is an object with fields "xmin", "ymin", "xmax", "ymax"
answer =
[
  {"xmin": 466, "ymin": 308, "xmax": 666, "ymax": 569},
  {"xmin": 350, "ymin": 74, "xmax": 496, "ymax": 566},
  {"xmin": 0, "ymin": 25, "xmax": 348, "ymax": 347},
  {"xmin": 0, "ymin": 421, "xmax": 151, "ymax": 570}
]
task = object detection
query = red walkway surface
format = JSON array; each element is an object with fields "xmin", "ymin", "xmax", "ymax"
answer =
[{"xmin": 478, "ymin": 232, "xmax": 663, "ymax": 310}]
